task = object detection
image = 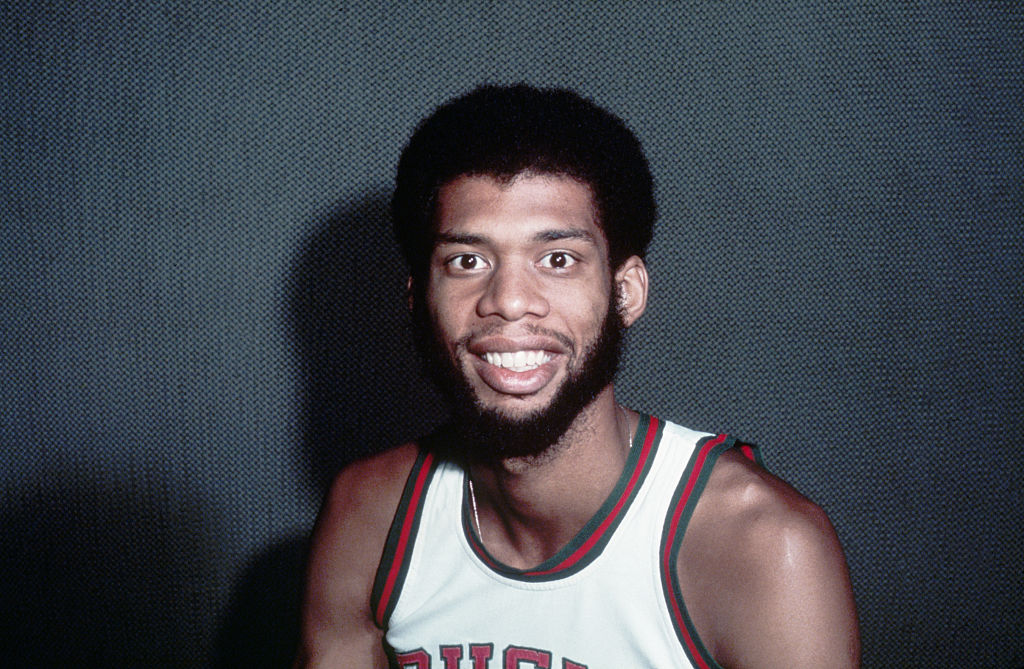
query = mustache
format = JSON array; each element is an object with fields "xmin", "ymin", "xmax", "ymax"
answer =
[{"xmin": 454, "ymin": 323, "xmax": 575, "ymax": 354}]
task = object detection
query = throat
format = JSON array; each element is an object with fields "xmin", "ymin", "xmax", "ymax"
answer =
[
  {"xmin": 467, "ymin": 478, "xmax": 584, "ymax": 569},
  {"xmin": 463, "ymin": 403, "xmax": 637, "ymax": 569}
]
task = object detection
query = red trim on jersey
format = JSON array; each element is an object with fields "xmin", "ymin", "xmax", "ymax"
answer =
[
  {"xmin": 524, "ymin": 416, "xmax": 660, "ymax": 577},
  {"xmin": 373, "ymin": 451, "xmax": 436, "ymax": 628},
  {"xmin": 661, "ymin": 433, "xmax": 727, "ymax": 669}
]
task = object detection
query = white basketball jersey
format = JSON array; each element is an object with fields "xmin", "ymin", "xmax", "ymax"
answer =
[{"xmin": 371, "ymin": 415, "xmax": 762, "ymax": 669}]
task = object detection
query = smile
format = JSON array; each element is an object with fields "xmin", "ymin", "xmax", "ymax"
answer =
[{"xmin": 481, "ymin": 350, "xmax": 553, "ymax": 373}]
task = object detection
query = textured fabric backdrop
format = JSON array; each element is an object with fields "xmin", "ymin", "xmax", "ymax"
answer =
[{"xmin": 3, "ymin": 3, "xmax": 1022, "ymax": 667}]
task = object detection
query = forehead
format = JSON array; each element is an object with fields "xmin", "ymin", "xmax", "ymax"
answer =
[{"xmin": 434, "ymin": 174, "xmax": 604, "ymax": 244}]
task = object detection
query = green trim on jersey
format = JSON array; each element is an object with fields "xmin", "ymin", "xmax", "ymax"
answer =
[
  {"xmin": 371, "ymin": 447, "xmax": 440, "ymax": 629},
  {"xmin": 659, "ymin": 434, "xmax": 763, "ymax": 669}
]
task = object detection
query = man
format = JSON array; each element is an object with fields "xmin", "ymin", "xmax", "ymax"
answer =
[{"xmin": 296, "ymin": 84, "xmax": 859, "ymax": 668}]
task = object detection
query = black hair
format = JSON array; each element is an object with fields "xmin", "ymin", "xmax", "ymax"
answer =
[{"xmin": 392, "ymin": 84, "xmax": 655, "ymax": 286}]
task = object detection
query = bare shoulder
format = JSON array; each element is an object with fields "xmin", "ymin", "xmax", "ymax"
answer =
[
  {"xmin": 318, "ymin": 443, "xmax": 422, "ymax": 535},
  {"xmin": 678, "ymin": 448, "xmax": 860, "ymax": 668},
  {"xmin": 295, "ymin": 442, "xmax": 420, "ymax": 668}
]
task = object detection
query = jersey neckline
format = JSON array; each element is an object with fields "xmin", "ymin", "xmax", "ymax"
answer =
[{"xmin": 460, "ymin": 413, "xmax": 665, "ymax": 582}]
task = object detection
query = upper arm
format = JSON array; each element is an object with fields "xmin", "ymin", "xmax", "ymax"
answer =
[
  {"xmin": 728, "ymin": 501, "xmax": 860, "ymax": 668},
  {"xmin": 680, "ymin": 452, "xmax": 860, "ymax": 669},
  {"xmin": 295, "ymin": 445, "xmax": 417, "ymax": 669}
]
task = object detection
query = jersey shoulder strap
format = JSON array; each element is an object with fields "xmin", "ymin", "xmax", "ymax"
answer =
[
  {"xmin": 660, "ymin": 434, "xmax": 763, "ymax": 669},
  {"xmin": 369, "ymin": 442, "xmax": 441, "ymax": 629}
]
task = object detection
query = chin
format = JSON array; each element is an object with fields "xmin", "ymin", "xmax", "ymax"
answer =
[
  {"xmin": 453, "ymin": 379, "xmax": 603, "ymax": 462},
  {"xmin": 472, "ymin": 383, "xmax": 562, "ymax": 418}
]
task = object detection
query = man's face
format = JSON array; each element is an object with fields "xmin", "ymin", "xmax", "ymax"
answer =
[{"xmin": 415, "ymin": 173, "xmax": 625, "ymax": 460}]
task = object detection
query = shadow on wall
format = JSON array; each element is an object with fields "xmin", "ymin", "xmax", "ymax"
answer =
[
  {"xmin": 287, "ymin": 189, "xmax": 447, "ymax": 496},
  {"xmin": 214, "ymin": 535, "xmax": 309, "ymax": 669},
  {"xmin": 214, "ymin": 190, "xmax": 448, "ymax": 667},
  {"xmin": 1, "ymin": 465, "xmax": 216, "ymax": 667}
]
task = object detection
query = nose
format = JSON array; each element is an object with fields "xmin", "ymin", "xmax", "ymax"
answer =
[{"xmin": 476, "ymin": 263, "xmax": 549, "ymax": 321}]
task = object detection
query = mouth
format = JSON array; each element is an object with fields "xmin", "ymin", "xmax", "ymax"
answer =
[
  {"xmin": 480, "ymin": 350, "xmax": 553, "ymax": 373},
  {"xmin": 465, "ymin": 336, "xmax": 567, "ymax": 396}
]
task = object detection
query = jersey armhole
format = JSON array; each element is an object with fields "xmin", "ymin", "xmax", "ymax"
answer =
[
  {"xmin": 370, "ymin": 447, "xmax": 439, "ymax": 629},
  {"xmin": 659, "ymin": 434, "xmax": 762, "ymax": 669}
]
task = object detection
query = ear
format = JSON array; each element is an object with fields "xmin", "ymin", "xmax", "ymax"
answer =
[{"xmin": 614, "ymin": 256, "xmax": 648, "ymax": 327}]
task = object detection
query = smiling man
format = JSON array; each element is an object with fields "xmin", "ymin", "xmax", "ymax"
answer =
[{"xmin": 296, "ymin": 85, "xmax": 859, "ymax": 668}]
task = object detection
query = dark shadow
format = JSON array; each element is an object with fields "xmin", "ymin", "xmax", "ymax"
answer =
[
  {"xmin": 0, "ymin": 466, "xmax": 216, "ymax": 667},
  {"xmin": 214, "ymin": 189, "xmax": 448, "ymax": 667},
  {"xmin": 213, "ymin": 535, "xmax": 308, "ymax": 669},
  {"xmin": 286, "ymin": 189, "xmax": 446, "ymax": 495}
]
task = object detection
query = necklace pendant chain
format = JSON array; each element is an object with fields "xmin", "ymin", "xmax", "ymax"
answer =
[{"xmin": 469, "ymin": 478, "xmax": 482, "ymax": 543}]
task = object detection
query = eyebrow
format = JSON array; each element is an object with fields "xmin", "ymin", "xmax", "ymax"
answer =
[
  {"xmin": 434, "ymin": 231, "xmax": 487, "ymax": 246},
  {"xmin": 434, "ymin": 228, "xmax": 597, "ymax": 247},
  {"xmin": 533, "ymin": 228, "xmax": 597, "ymax": 244}
]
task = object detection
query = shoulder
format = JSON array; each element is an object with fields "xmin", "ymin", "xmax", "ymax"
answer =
[
  {"xmin": 692, "ymin": 449, "xmax": 838, "ymax": 557},
  {"xmin": 296, "ymin": 443, "xmax": 420, "ymax": 667},
  {"xmin": 319, "ymin": 443, "xmax": 423, "ymax": 531},
  {"xmin": 309, "ymin": 442, "xmax": 422, "ymax": 587},
  {"xmin": 678, "ymin": 448, "xmax": 860, "ymax": 668}
]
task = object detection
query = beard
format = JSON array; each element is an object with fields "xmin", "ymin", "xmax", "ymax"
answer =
[{"xmin": 412, "ymin": 291, "xmax": 625, "ymax": 464}]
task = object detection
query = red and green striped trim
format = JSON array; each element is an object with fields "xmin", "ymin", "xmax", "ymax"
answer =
[
  {"xmin": 463, "ymin": 414, "xmax": 665, "ymax": 582},
  {"xmin": 371, "ymin": 448, "xmax": 439, "ymax": 629},
  {"xmin": 660, "ymin": 434, "xmax": 762, "ymax": 668}
]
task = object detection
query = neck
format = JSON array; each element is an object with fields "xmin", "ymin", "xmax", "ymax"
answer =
[{"xmin": 467, "ymin": 386, "xmax": 634, "ymax": 568}]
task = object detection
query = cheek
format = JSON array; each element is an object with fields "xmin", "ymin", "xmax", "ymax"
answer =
[
  {"xmin": 427, "ymin": 293, "xmax": 470, "ymax": 353},
  {"xmin": 431, "ymin": 277, "xmax": 483, "ymax": 321},
  {"xmin": 556, "ymin": 284, "xmax": 611, "ymax": 326}
]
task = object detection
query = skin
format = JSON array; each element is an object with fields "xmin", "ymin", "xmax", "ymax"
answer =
[{"xmin": 296, "ymin": 174, "xmax": 859, "ymax": 668}]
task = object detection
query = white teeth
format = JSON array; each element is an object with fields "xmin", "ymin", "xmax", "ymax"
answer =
[{"xmin": 483, "ymin": 350, "xmax": 552, "ymax": 371}]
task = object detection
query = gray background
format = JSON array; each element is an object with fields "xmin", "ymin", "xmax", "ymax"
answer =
[{"xmin": 3, "ymin": 2, "xmax": 1022, "ymax": 667}]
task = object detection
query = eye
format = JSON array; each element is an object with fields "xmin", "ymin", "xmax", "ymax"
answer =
[
  {"xmin": 539, "ymin": 251, "xmax": 577, "ymax": 270},
  {"xmin": 445, "ymin": 253, "xmax": 489, "ymax": 273}
]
